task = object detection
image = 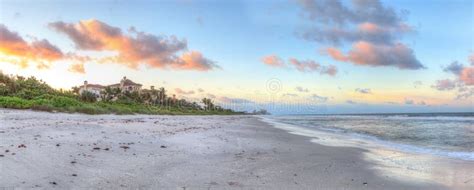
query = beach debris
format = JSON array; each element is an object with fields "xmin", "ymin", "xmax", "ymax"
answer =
[
  {"xmin": 0, "ymin": 154, "xmax": 4, "ymax": 157},
  {"xmin": 208, "ymin": 182, "xmax": 219, "ymax": 185},
  {"xmin": 72, "ymin": 174, "xmax": 77, "ymax": 177},
  {"xmin": 160, "ymin": 145, "xmax": 167, "ymax": 148},
  {"xmin": 120, "ymin": 145, "xmax": 130, "ymax": 150},
  {"xmin": 18, "ymin": 144, "xmax": 27, "ymax": 148},
  {"xmin": 227, "ymin": 181, "xmax": 240, "ymax": 186},
  {"xmin": 49, "ymin": 181, "xmax": 57, "ymax": 185},
  {"xmin": 104, "ymin": 148, "xmax": 110, "ymax": 151},
  {"xmin": 363, "ymin": 182, "xmax": 368, "ymax": 186},
  {"xmin": 56, "ymin": 143, "xmax": 60, "ymax": 147},
  {"xmin": 70, "ymin": 161, "xmax": 77, "ymax": 164},
  {"xmin": 5, "ymin": 150, "xmax": 9, "ymax": 153},
  {"xmin": 92, "ymin": 147, "xmax": 101, "ymax": 150}
]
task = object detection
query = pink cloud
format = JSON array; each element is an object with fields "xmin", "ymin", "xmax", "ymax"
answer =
[
  {"xmin": 262, "ymin": 55, "xmax": 337, "ymax": 76},
  {"xmin": 324, "ymin": 41, "xmax": 424, "ymax": 70},
  {"xmin": 320, "ymin": 65, "xmax": 337, "ymax": 76},
  {"xmin": 175, "ymin": 88, "xmax": 195, "ymax": 95},
  {"xmin": 358, "ymin": 22, "xmax": 380, "ymax": 33},
  {"xmin": 0, "ymin": 24, "xmax": 63, "ymax": 68},
  {"xmin": 297, "ymin": 0, "xmax": 422, "ymax": 70},
  {"xmin": 68, "ymin": 63, "xmax": 85, "ymax": 74},
  {"xmin": 460, "ymin": 67, "xmax": 474, "ymax": 85},
  {"xmin": 432, "ymin": 79, "xmax": 456, "ymax": 91},
  {"xmin": 261, "ymin": 55, "xmax": 285, "ymax": 67},
  {"xmin": 288, "ymin": 58, "xmax": 320, "ymax": 72},
  {"xmin": 49, "ymin": 19, "xmax": 217, "ymax": 71}
]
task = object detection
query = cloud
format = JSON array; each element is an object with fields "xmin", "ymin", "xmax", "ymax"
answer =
[
  {"xmin": 439, "ymin": 59, "xmax": 474, "ymax": 86},
  {"xmin": 460, "ymin": 67, "xmax": 474, "ymax": 85},
  {"xmin": 49, "ymin": 19, "xmax": 217, "ymax": 71},
  {"xmin": 404, "ymin": 98, "xmax": 414, "ymax": 105},
  {"xmin": 301, "ymin": 22, "xmax": 410, "ymax": 46},
  {"xmin": 470, "ymin": 53, "xmax": 474, "ymax": 65},
  {"xmin": 433, "ymin": 57, "xmax": 474, "ymax": 99},
  {"xmin": 355, "ymin": 88, "xmax": 371, "ymax": 94},
  {"xmin": 456, "ymin": 86, "xmax": 474, "ymax": 100},
  {"xmin": 320, "ymin": 65, "xmax": 338, "ymax": 76},
  {"xmin": 404, "ymin": 98, "xmax": 427, "ymax": 106},
  {"xmin": 288, "ymin": 58, "xmax": 320, "ymax": 72},
  {"xmin": 295, "ymin": 86, "xmax": 309, "ymax": 93},
  {"xmin": 176, "ymin": 51, "xmax": 217, "ymax": 71},
  {"xmin": 289, "ymin": 58, "xmax": 339, "ymax": 75},
  {"xmin": 297, "ymin": 0, "xmax": 403, "ymax": 27},
  {"xmin": 261, "ymin": 55, "xmax": 285, "ymax": 67},
  {"xmin": 262, "ymin": 56, "xmax": 338, "ymax": 76},
  {"xmin": 175, "ymin": 88, "xmax": 195, "ymax": 95},
  {"xmin": 443, "ymin": 61, "xmax": 464, "ymax": 75},
  {"xmin": 297, "ymin": 0, "xmax": 423, "ymax": 70},
  {"xmin": 432, "ymin": 79, "xmax": 456, "ymax": 91},
  {"xmin": 68, "ymin": 63, "xmax": 85, "ymax": 74},
  {"xmin": 261, "ymin": 55, "xmax": 338, "ymax": 76},
  {"xmin": 196, "ymin": 16, "xmax": 204, "ymax": 26},
  {"xmin": 0, "ymin": 24, "xmax": 64, "ymax": 68},
  {"xmin": 324, "ymin": 41, "xmax": 424, "ymax": 70},
  {"xmin": 218, "ymin": 97, "xmax": 253, "ymax": 104},
  {"xmin": 197, "ymin": 88, "xmax": 204, "ymax": 93},
  {"xmin": 413, "ymin": 81, "xmax": 422, "ymax": 88},
  {"xmin": 346, "ymin": 100, "xmax": 357, "ymax": 104},
  {"xmin": 310, "ymin": 94, "xmax": 328, "ymax": 102},
  {"xmin": 282, "ymin": 93, "xmax": 298, "ymax": 97}
]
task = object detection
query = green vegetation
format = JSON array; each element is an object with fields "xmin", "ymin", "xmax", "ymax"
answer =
[{"xmin": 0, "ymin": 72, "xmax": 240, "ymax": 115}]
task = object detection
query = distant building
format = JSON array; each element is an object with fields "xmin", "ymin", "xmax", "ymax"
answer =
[
  {"xmin": 78, "ymin": 81, "xmax": 105, "ymax": 97},
  {"xmin": 78, "ymin": 76, "xmax": 143, "ymax": 98},
  {"xmin": 108, "ymin": 76, "xmax": 143, "ymax": 93}
]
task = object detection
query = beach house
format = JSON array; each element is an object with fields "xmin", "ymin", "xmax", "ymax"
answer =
[{"xmin": 78, "ymin": 76, "xmax": 143, "ymax": 97}]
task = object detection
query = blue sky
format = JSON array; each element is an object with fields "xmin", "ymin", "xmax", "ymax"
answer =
[{"xmin": 0, "ymin": 0, "xmax": 473, "ymax": 114}]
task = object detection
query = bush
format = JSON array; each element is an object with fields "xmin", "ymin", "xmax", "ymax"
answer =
[
  {"xmin": 0, "ymin": 72, "xmax": 238, "ymax": 115},
  {"xmin": 0, "ymin": 96, "xmax": 32, "ymax": 109},
  {"xmin": 75, "ymin": 104, "xmax": 107, "ymax": 115},
  {"xmin": 79, "ymin": 91, "xmax": 97, "ymax": 103}
]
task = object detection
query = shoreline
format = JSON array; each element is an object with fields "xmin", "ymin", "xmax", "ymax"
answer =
[
  {"xmin": 0, "ymin": 109, "xmax": 469, "ymax": 189},
  {"xmin": 262, "ymin": 116, "xmax": 474, "ymax": 161},
  {"xmin": 262, "ymin": 116, "xmax": 474, "ymax": 188}
]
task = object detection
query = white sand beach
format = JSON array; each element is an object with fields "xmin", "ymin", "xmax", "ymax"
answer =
[{"xmin": 0, "ymin": 109, "xmax": 472, "ymax": 189}]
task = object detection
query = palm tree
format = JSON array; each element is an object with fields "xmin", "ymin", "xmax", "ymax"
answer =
[
  {"xmin": 157, "ymin": 87, "xmax": 167, "ymax": 105},
  {"xmin": 71, "ymin": 86, "xmax": 80, "ymax": 95},
  {"xmin": 140, "ymin": 91, "xmax": 153, "ymax": 105},
  {"xmin": 101, "ymin": 87, "xmax": 121, "ymax": 102},
  {"xmin": 202, "ymin": 98, "xmax": 215, "ymax": 111}
]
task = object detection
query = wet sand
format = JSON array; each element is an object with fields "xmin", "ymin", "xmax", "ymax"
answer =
[{"xmin": 0, "ymin": 109, "xmax": 461, "ymax": 189}]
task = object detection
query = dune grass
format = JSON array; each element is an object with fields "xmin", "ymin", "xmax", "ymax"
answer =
[{"xmin": 0, "ymin": 96, "xmax": 238, "ymax": 115}]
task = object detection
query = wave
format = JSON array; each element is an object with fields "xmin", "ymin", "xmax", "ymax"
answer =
[{"xmin": 263, "ymin": 116, "xmax": 474, "ymax": 161}]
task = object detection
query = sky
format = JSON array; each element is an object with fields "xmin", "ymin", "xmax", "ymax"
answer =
[{"xmin": 0, "ymin": 0, "xmax": 473, "ymax": 114}]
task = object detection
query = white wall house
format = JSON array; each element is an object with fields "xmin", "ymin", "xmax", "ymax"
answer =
[
  {"xmin": 78, "ymin": 81, "xmax": 105, "ymax": 98},
  {"xmin": 78, "ymin": 76, "xmax": 143, "ymax": 98}
]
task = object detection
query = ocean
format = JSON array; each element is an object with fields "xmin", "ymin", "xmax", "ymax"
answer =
[{"xmin": 267, "ymin": 113, "xmax": 474, "ymax": 161}]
